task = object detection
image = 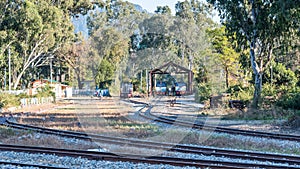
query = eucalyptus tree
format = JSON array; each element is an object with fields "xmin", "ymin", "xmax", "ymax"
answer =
[
  {"xmin": 207, "ymin": 0, "xmax": 300, "ymax": 107},
  {"xmin": 0, "ymin": 0, "xmax": 96, "ymax": 89},
  {"xmin": 129, "ymin": 0, "xmax": 214, "ymax": 88},
  {"xmin": 58, "ymin": 36, "xmax": 92, "ymax": 89},
  {"xmin": 90, "ymin": 27, "xmax": 129, "ymax": 87},
  {"xmin": 105, "ymin": 0, "xmax": 145, "ymax": 36},
  {"xmin": 0, "ymin": 1, "xmax": 22, "ymax": 88},
  {"xmin": 87, "ymin": 0, "xmax": 148, "ymax": 87},
  {"xmin": 171, "ymin": 0, "xmax": 214, "ymax": 73},
  {"xmin": 175, "ymin": 0, "xmax": 214, "ymax": 26},
  {"xmin": 129, "ymin": 10, "xmax": 181, "ymax": 75},
  {"xmin": 155, "ymin": 6, "xmax": 172, "ymax": 15},
  {"xmin": 206, "ymin": 26, "xmax": 240, "ymax": 89}
]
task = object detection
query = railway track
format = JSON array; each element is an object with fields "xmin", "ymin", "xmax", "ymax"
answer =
[
  {"xmin": 133, "ymin": 98, "xmax": 300, "ymax": 142},
  {"xmin": 1, "ymin": 118, "xmax": 300, "ymax": 167},
  {"xmin": 1, "ymin": 99, "xmax": 300, "ymax": 168},
  {"xmin": 0, "ymin": 160, "xmax": 68, "ymax": 169},
  {"xmin": 0, "ymin": 144, "xmax": 299, "ymax": 169}
]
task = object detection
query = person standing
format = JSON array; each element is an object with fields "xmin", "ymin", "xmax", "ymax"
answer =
[{"xmin": 171, "ymin": 85, "xmax": 175, "ymax": 96}]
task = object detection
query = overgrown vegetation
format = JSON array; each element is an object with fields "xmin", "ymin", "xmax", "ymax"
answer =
[
  {"xmin": 195, "ymin": 83, "xmax": 212, "ymax": 103},
  {"xmin": 276, "ymin": 92, "xmax": 300, "ymax": 110},
  {"xmin": 0, "ymin": 85, "xmax": 55, "ymax": 109},
  {"xmin": 0, "ymin": 0, "xmax": 299, "ymax": 119},
  {"xmin": 0, "ymin": 93, "xmax": 20, "ymax": 109},
  {"xmin": 35, "ymin": 85, "xmax": 55, "ymax": 98}
]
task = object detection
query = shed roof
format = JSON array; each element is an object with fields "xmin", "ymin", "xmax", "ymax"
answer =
[{"xmin": 150, "ymin": 61, "xmax": 191, "ymax": 74}]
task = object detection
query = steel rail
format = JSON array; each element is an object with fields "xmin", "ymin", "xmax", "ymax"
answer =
[
  {"xmin": 1, "ymin": 99, "xmax": 300, "ymax": 168},
  {"xmin": 0, "ymin": 144, "xmax": 297, "ymax": 169},
  {"xmin": 0, "ymin": 160, "xmax": 68, "ymax": 169},
  {"xmin": 2, "ymin": 119, "xmax": 300, "ymax": 166},
  {"xmin": 133, "ymin": 98, "xmax": 300, "ymax": 142},
  {"xmin": 143, "ymin": 109, "xmax": 300, "ymax": 141}
]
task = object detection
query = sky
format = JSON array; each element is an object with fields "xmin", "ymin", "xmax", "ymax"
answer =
[
  {"xmin": 125, "ymin": 0, "xmax": 183, "ymax": 15},
  {"xmin": 73, "ymin": 0, "xmax": 219, "ymax": 36},
  {"xmin": 125, "ymin": 0, "xmax": 220, "ymax": 22}
]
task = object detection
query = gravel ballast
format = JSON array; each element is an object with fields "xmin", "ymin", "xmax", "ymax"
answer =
[{"xmin": 0, "ymin": 151, "xmax": 199, "ymax": 169}]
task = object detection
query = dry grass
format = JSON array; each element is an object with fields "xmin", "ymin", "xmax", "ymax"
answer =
[
  {"xmin": 2, "ymin": 96, "xmax": 299, "ymax": 156},
  {"xmin": 1, "ymin": 133, "xmax": 98, "ymax": 150},
  {"xmin": 9, "ymin": 97, "xmax": 161, "ymax": 139},
  {"xmin": 0, "ymin": 126, "xmax": 28, "ymax": 139}
]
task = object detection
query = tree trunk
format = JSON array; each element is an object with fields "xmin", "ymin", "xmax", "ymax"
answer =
[
  {"xmin": 76, "ymin": 69, "xmax": 83, "ymax": 89},
  {"xmin": 250, "ymin": 39, "xmax": 262, "ymax": 108},
  {"xmin": 13, "ymin": 69, "xmax": 26, "ymax": 89},
  {"xmin": 252, "ymin": 71, "xmax": 263, "ymax": 108},
  {"xmin": 225, "ymin": 66, "xmax": 229, "ymax": 89}
]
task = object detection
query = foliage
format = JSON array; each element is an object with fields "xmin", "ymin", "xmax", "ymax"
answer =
[
  {"xmin": 196, "ymin": 83, "xmax": 212, "ymax": 102},
  {"xmin": 227, "ymin": 84, "xmax": 254, "ymax": 105},
  {"xmin": 261, "ymin": 83, "xmax": 277, "ymax": 97},
  {"xmin": 276, "ymin": 92, "xmax": 300, "ymax": 110},
  {"xmin": 58, "ymin": 36, "xmax": 93, "ymax": 89},
  {"xmin": 175, "ymin": 0, "xmax": 213, "ymax": 25},
  {"xmin": 0, "ymin": 93, "xmax": 20, "ymax": 109},
  {"xmin": 0, "ymin": 0, "xmax": 95, "ymax": 89},
  {"xmin": 35, "ymin": 84, "xmax": 55, "ymax": 98},
  {"xmin": 155, "ymin": 6, "xmax": 172, "ymax": 15},
  {"xmin": 260, "ymin": 62, "xmax": 298, "ymax": 109},
  {"xmin": 91, "ymin": 27, "xmax": 129, "ymax": 65},
  {"xmin": 89, "ymin": 0, "xmax": 143, "ymax": 36},
  {"xmin": 263, "ymin": 62, "xmax": 297, "ymax": 87},
  {"xmin": 195, "ymin": 63, "xmax": 208, "ymax": 83},
  {"xmin": 207, "ymin": 0, "xmax": 300, "ymax": 108},
  {"xmin": 95, "ymin": 59, "xmax": 114, "ymax": 89},
  {"xmin": 206, "ymin": 26, "xmax": 241, "ymax": 88},
  {"xmin": 0, "ymin": 84, "xmax": 56, "ymax": 109}
]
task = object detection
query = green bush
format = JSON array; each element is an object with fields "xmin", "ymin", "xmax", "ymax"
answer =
[
  {"xmin": 262, "ymin": 83, "xmax": 277, "ymax": 97},
  {"xmin": 227, "ymin": 84, "xmax": 253, "ymax": 105},
  {"xmin": 17, "ymin": 93, "xmax": 32, "ymax": 99},
  {"xmin": 0, "ymin": 93, "xmax": 21, "ymax": 109},
  {"xmin": 264, "ymin": 62, "xmax": 297, "ymax": 86},
  {"xmin": 276, "ymin": 92, "xmax": 300, "ymax": 110},
  {"xmin": 196, "ymin": 83, "xmax": 212, "ymax": 102},
  {"xmin": 35, "ymin": 85, "xmax": 55, "ymax": 98}
]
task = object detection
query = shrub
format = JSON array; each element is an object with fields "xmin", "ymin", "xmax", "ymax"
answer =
[
  {"xmin": 196, "ymin": 83, "xmax": 212, "ymax": 102},
  {"xmin": 263, "ymin": 62, "xmax": 297, "ymax": 87},
  {"xmin": 35, "ymin": 84, "xmax": 55, "ymax": 98},
  {"xmin": 0, "ymin": 93, "xmax": 21, "ymax": 109},
  {"xmin": 227, "ymin": 84, "xmax": 253, "ymax": 105},
  {"xmin": 276, "ymin": 92, "xmax": 300, "ymax": 110},
  {"xmin": 262, "ymin": 83, "xmax": 277, "ymax": 97}
]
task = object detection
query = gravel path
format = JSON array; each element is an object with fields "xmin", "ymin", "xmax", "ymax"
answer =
[{"xmin": 0, "ymin": 151, "xmax": 198, "ymax": 169}]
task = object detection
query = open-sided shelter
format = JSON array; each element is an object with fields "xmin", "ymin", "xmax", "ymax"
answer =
[{"xmin": 148, "ymin": 61, "xmax": 193, "ymax": 96}]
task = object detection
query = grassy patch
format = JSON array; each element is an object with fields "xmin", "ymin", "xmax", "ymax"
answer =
[
  {"xmin": 219, "ymin": 107, "xmax": 296, "ymax": 121},
  {"xmin": 0, "ymin": 127, "xmax": 29, "ymax": 139},
  {"xmin": 161, "ymin": 129, "xmax": 300, "ymax": 155}
]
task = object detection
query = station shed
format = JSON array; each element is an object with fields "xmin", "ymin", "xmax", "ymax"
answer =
[
  {"xmin": 148, "ymin": 61, "xmax": 193, "ymax": 96},
  {"xmin": 30, "ymin": 79, "xmax": 72, "ymax": 98}
]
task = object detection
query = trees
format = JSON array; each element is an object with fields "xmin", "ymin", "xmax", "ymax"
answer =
[
  {"xmin": 207, "ymin": 0, "xmax": 300, "ymax": 108},
  {"xmin": 90, "ymin": 27, "xmax": 129, "ymax": 87},
  {"xmin": 155, "ymin": 6, "xmax": 172, "ymax": 15},
  {"xmin": 87, "ymin": 0, "xmax": 146, "ymax": 88},
  {"xmin": 58, "ymin": 37, "xmax": 92, "ymax": 89},
  {"xmin": 206, "ymin": 26, "xmax": 240, "ymax": 89},
  {"xmin": 0, "ymin": 0, "xmax": 95, "ymax": 89},
  {"xmin": 172, "ymin": 0, "xmax": 214, "ymax": 70}
]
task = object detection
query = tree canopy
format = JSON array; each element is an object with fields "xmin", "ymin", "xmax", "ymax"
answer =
[
  {"xmin": 207, "ymin": 0, "xmax": 300, "ymax": 107},
  {"xmin": 0, "ymin": 0, "xmax": 95, "ymax": 89}
]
